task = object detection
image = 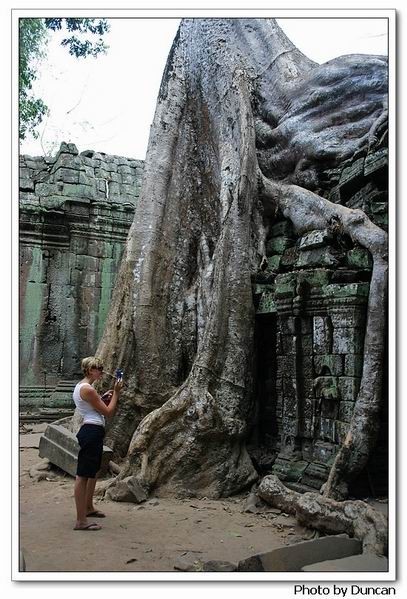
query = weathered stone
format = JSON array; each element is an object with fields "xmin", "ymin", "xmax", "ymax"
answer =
[
  {"xmin": 347, "ymin": 248, "xmax": 373, "ymax": 270},
  {"xmin": 313, "ymin": 316, "xmax": 333, "ymax": 354},
  {"xmin": 274, "ymin": 273, "xmax": 297, "ymax": 298},
  {"xmin": 364, "ymin": 147, "xmax": 388, "ymax": 177},
  {"xmin": 266, "ymin": 236, "xmax": 294, "ymax": 255},
  {"xmin": 280, "ymin": 246, "xmax": 299, "ymax": 268},
  {"xmin": 19, "ymin": 144, "xmax": 143, "ymax": 393},
  {"xmin": 257, "ymin": 290, "xmax": 277, "ymax": 314},
  {"xmin": 323, "ymin": 283, "xmax": 370, "ymax": 300},
  {"xmin": 302, "ymin": 553, "xmax": 388, "ymax": 572},
  {"xmin": 313, "ymin": 355, "xmax": 344, "ymax": 376},
  {"xmin": 338, "ymin": 401, "xmax": 356, "ymax": 423},
  {"xmin": 344, "ymin": 354, "xmax": 364, "ymax": 376},
  {"xmin": 297, "ymin": 268, "xmax": 332, "ymax": 289},
  {"xmin": 338, "ymin": 377, "xmax": 361, "ymax": 402},
  {"xmin": 105, "ymin": 475, "xmax": 148, "ymax": 503},
  {"xmin": 332, "ymin": 327, "xmax": 364, "ymax": 354},
  {"xmin": 296, "ymin": 247, "xmax": 340, "ymax": 268},
  {"xmin": 174, "ymin": 555, "xmax": 202, "ymax": 572},
  {"xmin": 298, "ymin": 229, "xmax": 332, "ymax": 251},
  {"xmin": 237, "ymin": 535, "xmax": 362, "ymax": 572},
  {"xmin": 314, "ymin": 376, "xmax": 339, "ymax": 400},
  {"xmin": 38, "ymin": 418, "xmax": 113, "ymax": 477},
  {"xmin": 202, "ymin": 560, "xmax": 237, "ymax": 572}
]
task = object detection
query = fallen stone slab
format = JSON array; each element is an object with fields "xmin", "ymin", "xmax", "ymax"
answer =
[
  {"xmin": 237, "ymin": 534, "xmax": 362, "ymax": 572},
  {"xmin": 302, "ymin": 554, "xmax": 388, "ymax": 572},
  {"xmin": 38, "ymin": 417, "xmax": 113, "ymax": 477}
]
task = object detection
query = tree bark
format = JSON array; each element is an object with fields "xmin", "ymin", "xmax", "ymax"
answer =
[{"xmin": 96, "ymin": 19, "xmax": 388, "ymax": 499}]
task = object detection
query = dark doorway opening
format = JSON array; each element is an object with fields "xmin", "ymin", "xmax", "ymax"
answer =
[{"xmin": 247, "ymin": 313, "xmax": 279, "ymax": 474}]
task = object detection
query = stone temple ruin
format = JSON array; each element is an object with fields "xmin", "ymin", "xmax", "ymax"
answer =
[
  {"xmin": 19, "ymin": 142, "xmax": 143, "ymax": 419},
  {"xmin": 20, "ymin": 132, "xmax": 388, "ymax": 498},
  {"xmin": 249, "ymin": 142, "xmax": 388, "ymax": 497}
]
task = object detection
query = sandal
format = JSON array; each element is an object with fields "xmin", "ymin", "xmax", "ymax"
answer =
[
  {"xmin": 73, "ymin": 522, "xmax": 102, "ymax": 531},
  {"xmin": 86, "ymin": 510, "xmax": 106, "ymax": 518}
]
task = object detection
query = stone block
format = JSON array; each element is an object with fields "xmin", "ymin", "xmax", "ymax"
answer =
[
  {"xmin": 267, "ymin": 254, "xmax": 281, "ymax": 272},
  {"xmin": 300, "ymin": 334, "xmax": 313, "ymax": 355},
  {"xmin": 266, "ymin": 236, "xmax": 294, "ymax": 255},
  {"xmin": 314, "ymin": 376, "xmax": 343, "ymax": 400},
  {"xmin": 344, "ymin": 354, "xmax": 364, "ymax": 376},
  {"xmin": 280, "ymin": 246, "xmax": 299, "ymax": 268},
  {"xmin": 364, "ymin": 147, "xmax": 388, "ymax": 177},
  {"xmin": 323, "ymin": 283, "xmax": 369, "ymax": 300},
  {"xmin": 257, "ymin": 290, "xmax": 277, "ymax": 314},
  {"xmin": 297, "ymin": 268, "xmax": 332, "ymax": 289},
  {"xmin": 298, "ymin": 229, "xmax": 332, "ymax": 251},
  {"xmin": 332, "ymin": 327, "xmax": 364, "ymax": 354},
  {"xmin": 338, "ymin": 377, "xmax": 361, "ymax": 402},
  {"xmin": 313, "ymin": 355, "xmax": 344, "ymax": 376},
  {"xmin": 313, "ymin": 316, "xmax": 333, "ymax": 354},
  {"xmin": 53, "ymin": 168, "xmax": 81, "ymax": 184},
  {"xmin": 312, "ymin": 441, "xmax": 337, "ymax": 464},
  {"xmin": 296, "ymin": 247, "xmax": 340, "ymax": 269},
  {"xmin": 237, "ymin": 535, "xmax": 362, "ymax": 572},
  {"xmin": 319, "ymin": 418, "xmax": 336, "ymax": 442},
  {"xmin": 35, "ymin": 183, "xmax": 60, "ymax": 197},
  {"xmin": 347, "ymin": 248, "xmax": 373, "ymax": 270},
  {"xmin": 338, "ymin": 401, "xmax": 356, "ymax": 423},
  {"xmin": 280, "ymin": 317, "xmax": 312, "ymax": 336},
  {"xmin": 302, "ymin": 553, "xmax": 388, "ymax": 572},
  {"xmin": 38, "ymin": 418, "xmax": 113, "ymax": 477},
  {"xmin": 274, "ymin": 273, "xmax": 297, "ymax": 298},
  {"xmin": 339, "ymin": 157, "xmax": 365, "ymax": 191},
  {"xmin": 330, "ymin": 310, "xmax": 365, "ymax": 329},
  {"xmin": 39, "ymin": 195, "xmax": 71, "ymax": 210}
]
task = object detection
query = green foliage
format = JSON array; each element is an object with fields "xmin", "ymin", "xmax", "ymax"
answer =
[{"xmin": 19, "ymin": 18, "xmax": 110, "ymax": 140}]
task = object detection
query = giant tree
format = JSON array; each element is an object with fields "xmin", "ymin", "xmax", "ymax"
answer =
[{"xmin": 96, "ymin": 19, "xmax": 388, "ymax": 502}]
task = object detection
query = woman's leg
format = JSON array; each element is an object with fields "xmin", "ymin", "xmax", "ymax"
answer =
[
  {"xmin": 85, "ymin": 477, "xmax": 98, "ymax": 513},
  {"xmin": 74, "ymin": 475, "xmax": 89, "ymax": 526}
]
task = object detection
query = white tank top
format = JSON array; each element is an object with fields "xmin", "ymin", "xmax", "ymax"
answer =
[{"xmin": 73, "ymin": 382, "xmax": 105, "ymax": 427}]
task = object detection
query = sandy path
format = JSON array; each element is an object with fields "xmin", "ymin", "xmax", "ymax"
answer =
[{"xmin": 19, "ymin": 439, "xmax": 309, "ymax": 573}]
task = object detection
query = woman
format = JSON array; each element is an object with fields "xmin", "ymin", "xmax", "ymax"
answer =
[{"xmin": 72, "ymin": 356, "xmax": 123, "ymax": 531}]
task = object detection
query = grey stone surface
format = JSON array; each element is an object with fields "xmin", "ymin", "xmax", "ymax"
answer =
[
  {"xmin": 38, "ymin": 418, "xmax": 112, "ymax": 477},
  {"xmin": 202, "ymin": 560, "xmax": 237, "ymax": 571},
  {"xmin": 302, "ymin": 553, "xmax": 388, "ymax": 572},
  {"xmin": 237, "ymin": 535, "xmax": 362, "ymax": 572}
]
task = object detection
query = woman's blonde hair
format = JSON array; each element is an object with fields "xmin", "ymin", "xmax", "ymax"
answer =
[{"xmin": 81, "ymin": 356, "xmax": 104, "ymax": 376}]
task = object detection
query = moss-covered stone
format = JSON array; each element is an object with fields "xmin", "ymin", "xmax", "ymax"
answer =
[{"xmin": 347, "ymin": 248, "xmax": 373, "ymax": 270}]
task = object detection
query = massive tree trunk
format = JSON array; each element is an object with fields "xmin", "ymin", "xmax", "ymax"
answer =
[{"xmin": 96, "ymin": 19, "xmax": 388, "ymax": 499}]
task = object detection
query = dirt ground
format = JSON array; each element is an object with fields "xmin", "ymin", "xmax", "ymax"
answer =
[{"xmin": 19, "ymin": 426, "xmax": 314, "ymax": 574}]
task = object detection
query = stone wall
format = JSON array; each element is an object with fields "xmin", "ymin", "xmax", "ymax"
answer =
[
  {"xmin": 19, "ymin": 142, "xmax": 144, "ymax": 417},
  {"xmin": 250, "ymin": 140, "xmax": 388, "ymax": 496}
]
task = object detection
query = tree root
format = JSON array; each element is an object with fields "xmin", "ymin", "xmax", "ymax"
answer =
[{"xmin": 258, "ymin": 475, "xmax": 387, "ymax": 556}]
